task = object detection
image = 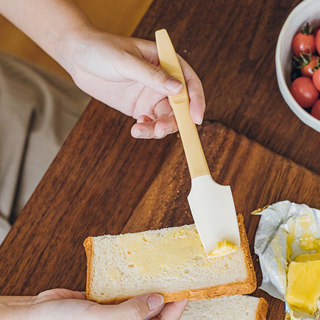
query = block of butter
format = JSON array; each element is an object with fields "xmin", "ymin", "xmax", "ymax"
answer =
[{"xmin": 286, "ymin": 255, "xmax": 320, "ymax": 315}]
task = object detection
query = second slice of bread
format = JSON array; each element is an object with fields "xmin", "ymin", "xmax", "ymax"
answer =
[
  {"xmin": 84, "ymin": 214, "xmax": 256, "ymax": 303},
  {"xmin": 182, "ymin": 295, "xmax": 268, "ymax": 320}
]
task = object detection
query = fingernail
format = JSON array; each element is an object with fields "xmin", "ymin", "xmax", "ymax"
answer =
[
  {"xmin": 194, "ymin": 116, "xmax": 203, "ymax": 125},
  {"xmin": 165, "ymin": 78, "xmax": 183, "ymax": 93},
  {"xmin": 133, "ymin": 128, "xmax": 149, "ymax": 138},
  {"xmin": 137, "ymin": 115, "xmax": 154, "ymax": 124},
  {"xmin": 147, "ymin": 294, "xmax": 164, "ymax": 310},
  {"xmin": 193, "ymin": 113, "xmax": 204, "ymax": 125}
]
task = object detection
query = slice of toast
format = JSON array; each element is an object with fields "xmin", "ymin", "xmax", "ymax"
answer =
[
  {"xmin": 84, "ymin": 214, "xmax": 256, "ymax": 303},
  {"xmin": 181, "ymin": 295, "xmax": 268, "ymax": 320}
]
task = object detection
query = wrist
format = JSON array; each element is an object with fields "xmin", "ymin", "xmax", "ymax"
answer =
[{"xmin": 58, "ymin": 21, "xmax": 98, "ymax": 74}]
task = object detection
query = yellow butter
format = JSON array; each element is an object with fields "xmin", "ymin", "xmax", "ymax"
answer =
[
  {"xmin": 208, "ymin": 240, "xmax": 238, "ymax": 258},
  {"xmin": 118, "ymin": 226, "xmax": 238, "ymax": 276},
  {"xmin": 295, "ymin": 252, "xmax": 320, "ymax": 262},
  {"xmin": 300, "ymin": 237, "xmax": 320, "ymax": 252},
  {"xmin": 285, "ymin": 214, "xmax": 320, "ymax": 315},
  {"xmin": 119, "ymin": 226, "xmax": 209, "ymax": 276},
  {"xmin": 286, "ymin": 214, "xmax": 320, "ymax": 262},
  {"xmin": 286, "ymin": 258, "xmax": 320, "ymax": 315}
]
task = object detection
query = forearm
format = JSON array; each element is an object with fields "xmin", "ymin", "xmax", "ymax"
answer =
[{"xmin": 0, "ymin": 0, "xmax": 94, "ymax": 71}]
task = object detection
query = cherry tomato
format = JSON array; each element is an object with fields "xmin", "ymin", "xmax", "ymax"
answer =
[
  {"xmin": 312, "ymin": 67, "xmax": 320, "ymax": 91},
  {"xmin": 293, "ymin": 54, "xmax": 318, "ymax": 77},
  {"xmin": 315, "ymin": 29, "xmax": 320, "ymax": 55},
  {"xmin": 292, "ymin": 24, "xmax": 316, "ymax": 57},
  {"xmin": 290, "ymin": 77, "xmax": 319, "ymax": 108},
  {"xmin": 301, "ymin": 55, "xmax": 318, "ymax": 77},
  {"xmin": 311, "ymin": 99, "xmax": 320, "ymax": 120}
]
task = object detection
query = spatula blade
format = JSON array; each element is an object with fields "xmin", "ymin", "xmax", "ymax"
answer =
[{"xmin": 187, "ymin": 174, "xmax": 241, "ymax": 254}]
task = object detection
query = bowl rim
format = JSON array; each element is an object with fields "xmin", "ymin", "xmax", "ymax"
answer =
[{"xmin": 275, "ymin": 0, "xmax": 320, "ymax": 132}]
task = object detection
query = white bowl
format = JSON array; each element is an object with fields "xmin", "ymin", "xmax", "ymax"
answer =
[{"xmin": 275, "ymin": 0, "xmax": 320, "ymax": 132}]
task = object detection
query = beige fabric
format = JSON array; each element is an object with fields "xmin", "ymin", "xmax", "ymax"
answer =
[{"xmin": 0, "ymin": 51, "xmax": 90, "ymax": 244}]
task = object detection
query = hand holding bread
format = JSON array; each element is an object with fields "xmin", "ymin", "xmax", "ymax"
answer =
[{"xmin": 0, "ymin": 288, "xmax": 188, "ymax": 320}]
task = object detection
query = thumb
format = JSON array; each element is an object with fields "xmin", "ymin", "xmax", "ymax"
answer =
[
  {"xmin": 123, "ymin": 54, "xmax": 183, "ymax": 95},
  {"xmin": 114, "ymin": 293, "xmax": 164, "ymax": 320}
]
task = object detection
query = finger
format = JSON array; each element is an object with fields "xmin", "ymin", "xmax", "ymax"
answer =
[
  {"xmin": 145, "ymin": 305, "xmax": 165, "ymax": 320},
  {"xmin": 131, "ymin": 38, "xmax": 160, "ymax": 65},
  {"xmin": 156, "ymin": 300, "xmax": 189, "ymax": 319},
  {"xmin": 120, "ymin": 53, "xmax": 183, "ymax": 96},
  {"xmin": 153, "ymin": 115, "xmax": 178, "ymax": 139},
  {"xmin": 37, "ymin": 288, "xmax": 87, "ymax": 301},
  {"xmin": 131, "ymin": 121, "xmax": 156, "ymax": 139},
  {"xmin": 131, "ymin": 86, "xmax": 165, "ymax": 120},
  {"xmin": 137, "ymin": 115, "xmax": 154, "ymax": 123},
  {"xmin": 131, "ymin": 115, "xmax": 177, "ymax": 139},
  {"xmin": 113, "ymin": 294, "xmax": 164, "ymax": 320},
  {"xmin": 154, "ymin": 98, "xmax": 173, "ymax": 119},
  {"xmin": 186, "ymin": 78, "xmax": 206, "ymax": 125},
  {"xmin": 177, "ymin": 55, "xmax": 206, "ymax": 125}
]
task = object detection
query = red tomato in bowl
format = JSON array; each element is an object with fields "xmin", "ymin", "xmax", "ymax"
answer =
[
  {"xmin": 301, "ymin": 55, "xmax": 318, "ymax": 77},
  {"xmin": 315, "ymin": 29, "xmax": 320, "ymax": 55},
  {"xmin": 311, "ymin": 99, "xmax": 320, "ymax": 120},
  {"xmin": 292, "ymin": 24, "xmax": 316, "ymax": 56},
  {"xmin": 290, "ymin": 77, "xmax": 319, "ymax": 108},
  {"xmin": 293, "ymin": 54, "xmax": 318, "ymax": 77},
  {"xmin": 312, "ymin": 67, "xmax": 320, "ymax": 91}
]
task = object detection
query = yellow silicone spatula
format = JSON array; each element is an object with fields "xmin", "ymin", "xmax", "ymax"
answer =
[{"xmin": 155, "ymin": 29, "xmax": 240, "ymax": 255}]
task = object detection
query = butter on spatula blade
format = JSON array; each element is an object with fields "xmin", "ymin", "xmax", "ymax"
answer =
[{"xmin": 155, "ymin": 29, "xmax": 240, "ymax": 255}]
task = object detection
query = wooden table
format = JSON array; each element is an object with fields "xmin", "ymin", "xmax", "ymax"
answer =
[{"xmin": 1, "ymin": 1, "xmax": 319, "ymax": 319}]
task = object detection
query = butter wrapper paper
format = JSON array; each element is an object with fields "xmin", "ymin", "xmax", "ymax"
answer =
[{"xmin": 254, "ymin": 201, "xmax": 320, "ymax": 320}]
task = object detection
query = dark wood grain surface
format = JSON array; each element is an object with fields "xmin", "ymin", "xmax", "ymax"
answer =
[
  {"xmin": 0, "ymin": 1, "xmax": 319, "ymax": 319},
  {"xmin": 134, "ymin": 0, "xmax": 320, "ymax": 174}
]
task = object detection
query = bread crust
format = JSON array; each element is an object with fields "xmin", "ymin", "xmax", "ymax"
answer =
[
  {"xmin": 83, "ymin": 236, "xmax": 93, "ymax": 301},
  {"xmin": 255, "ymin": 298, "xmax": 268, "ymax": 320},
  {"xmin": 84, "ymin": 214, "xmax": 257, "ymax": 304}
]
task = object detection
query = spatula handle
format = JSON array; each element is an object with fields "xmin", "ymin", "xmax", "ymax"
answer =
[
  {"xmin": 156, "ymin": 29, "xmax": 210, "ymax": 179},
  {"xmin": 170, "ymin": 100, "xmax": 210, "ymax": 179}
]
